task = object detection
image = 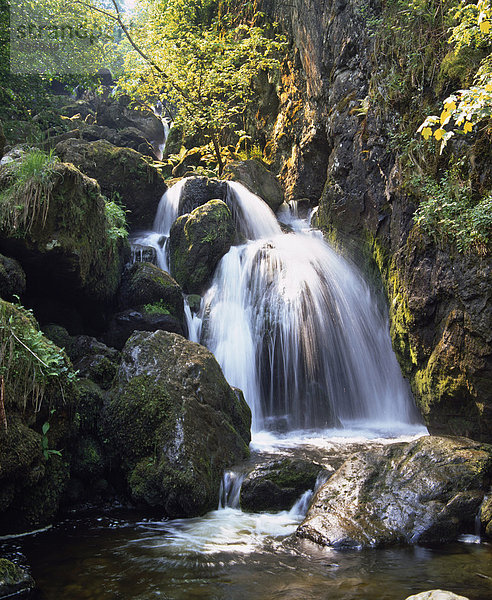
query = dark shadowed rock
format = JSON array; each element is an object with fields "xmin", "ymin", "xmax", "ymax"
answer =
[
  {"xmin": 177, "ymin": 176, "xmax": 228, "ymax": 214},
  {"xmin": 169, "ymin": 199, "xmax": 236, "ymax": 294},
  {"xmin": 104, "ymin": 309, "xmax": 185, "ymax": 350},
  {"xmin": 104, "ymin": 330, "xmax": 251, "ymax": 516},
  {"xmin": 0, "ymin": 253, "xmax": 26, "ymax": 301},
  {"xmin": 297, "ymin": 436, "xmax": 492, "ymax": 548}
]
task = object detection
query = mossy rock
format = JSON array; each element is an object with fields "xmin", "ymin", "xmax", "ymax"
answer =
[
  {"xmin": 241, "ymin": 458, "xmax": 321, "ymax": 512},
  {"xmin": 0, "ymin": 160, "xmax": 128, "ymax": 318},
  {"xmin": 0, "ymin": 559, "xmax": 35, "ymax": 598},
  {"xmin": 169, "ymin": 199, "xmax": 236, "ymax": 294},
  {"xmin": 55, "ymin": 138, "xmax": 167, "ymax": 230},
  {"xmin": 223, "ymin": 159, "xmax": 284, "ymax": 212},
  {"xmin": 103, "ymin": 330, "xmax": 251, "ymax": 517},
  {"xmin": 117, "ymin": 262, "xmax": 184, "ymax": 318}
]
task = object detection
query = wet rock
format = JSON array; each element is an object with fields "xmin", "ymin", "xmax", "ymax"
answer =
[
  {"xmin": 104, "ymin": 330, "xmax": 251, "ymax": 517},
  {"xmin": 55, "ymin": 138, "xmax": 166, "ymax": 230},
  {"xmin": 241, "ymin": 458, "xmax": 322, "ymax": 512},
  {"xmin": 0, "ymin": 558, "xmax": 35, "ymax": 598},
  {"xmin": 404, "ymin": 592, "xmax": 470, "ymax": 600},
  {"xmin": 104, "ymin": 308, "xmax": 185, "ymax": 350},
  {"xmin": 169, "ymin": 199, "xmax": 236, "ymax": 294},
  {"xmin": 297, "ymin": 436, "xmax": 492, "ymax": 549},
  {"xmin": 223, "ymin": 159, "xmax": 284, "ymax": 212},
  {"xmin": 0, "ymin": 253, "xmax": 26, "ymax": 301},
  {"xmin": 130, "ymin": 242, "xmax": 158, "ymax": 265}
]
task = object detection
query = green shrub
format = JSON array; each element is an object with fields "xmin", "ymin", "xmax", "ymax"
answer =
[{"xmin": 413, "ymin": 173, "xmax": 492, "ymax": 254}]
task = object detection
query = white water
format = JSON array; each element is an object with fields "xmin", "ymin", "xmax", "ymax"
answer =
[{"xmin": 136, "ymin": 177, "xmax": 420, "ymax": 436}]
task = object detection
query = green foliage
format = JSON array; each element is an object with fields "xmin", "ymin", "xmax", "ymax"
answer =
[
  {"xmin": 418, "ymin": 0, "xmax": 492, "ymax": 149},
  {"xmin": 0, "ymin": 148, "xmax": 59, "ymax": 234},
  {"xmin": 143, "ymin": 299, "xmax": 172, "ymax": 315},
  {"xmin": 413, "ymin": 172, "xmax": 492, "ymax": 253},
  {"xmin": 0, "ymin": 299, "xmax": 77, "ymax": 411},
  {"xmin": 41, "ymin": 409, "xmax": 63, "ymax": 459},
  {"xmin": 115, "ymin": 0, "xmax": 287, "ymax": 172},
  {"xmin": 104, "ymin": 197, "xmax": 128, "ymax": 242}
]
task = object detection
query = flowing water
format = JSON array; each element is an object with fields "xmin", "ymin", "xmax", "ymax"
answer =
[{"xmin": 20, "ymin": 180, "xmax": 491, "ymax": 599}]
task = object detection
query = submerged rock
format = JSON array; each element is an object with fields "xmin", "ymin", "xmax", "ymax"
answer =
[
  {"xmin": 297, "ymin": 436, "xmax": 492, "ymax": 549},
  {"xmin": 223, "ymin": 159, "xmax": 284, "ymax": 213},
  {"xmin": 0, "ymin": 558, "xmax": 35, "ymax": 599},
  {"xmin": 169, "ymin": 199, "xmax": 236, "ymax": 294},
  {"xmin": 240, "ymin": 458, "xmax": 322, "ymax": 512},
  {"xmin": 104, "ymin": 330, "xmax": 251, "ymax": 516}
]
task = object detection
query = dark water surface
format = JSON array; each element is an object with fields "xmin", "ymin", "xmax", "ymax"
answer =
[{"xmin": 6, "ymin": 511, "xmax": 492, "ymax": 600}]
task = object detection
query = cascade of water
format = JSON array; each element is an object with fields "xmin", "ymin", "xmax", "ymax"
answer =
[
  {"xmin": 149, "ymin": 179, "xmax": 418, "ymax": 434},
  {"xmin": 288, "ymin": 489, "xmax": 314, "ymax": 517},
  {"xmin": 219, "ymin": 471, "xmax": 246, "ymax": 509}
]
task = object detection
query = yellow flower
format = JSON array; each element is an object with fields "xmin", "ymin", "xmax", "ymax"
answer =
[
  {"xmin": 480, "ymin": 20, "xmax": 491, "ymax": 34},
  {"xmin": 421, "ymin": 127, "xmax": 433, "ymax": 140},
  {"xmin": 463, "ymin": 121, "xmax": 473, "ymax": 133},
  {"xmin": 440, "ymin": 110, "xmax": 451, "ymax": 125},
  {"xmin": 434, "ymin": 128, "xmax": 446, "ymax": 141},
  {"xmin": 444, "ymin": 100, "xmax": 457, "ymax": 112}
]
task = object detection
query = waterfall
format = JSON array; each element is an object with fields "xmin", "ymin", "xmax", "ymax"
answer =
[{"xmin": 148, "ymin": 179, "xmax": 418, "ymax": 434}]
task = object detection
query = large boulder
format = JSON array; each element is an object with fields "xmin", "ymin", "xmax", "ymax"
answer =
[
  {"xmin": 223, "ymin": 159, "xmax": 284, "ymax": 212},
  {"xmin": 169, "ymin": 199, "xmax": 236, "ymax": 294},
  {"xmin": 104, "ymin": 330, "xmax": 251, "ymax": 517},
  {"xmin": 0, "ymin": 158, "xmax": 127, "ymax": 324},
  {"xmin": 240, "ymin": 458, "xmax": 322, "ymax": 512},
  {"xmin": 297, "ymin": 436, "xmax": 492, "ymax": 549},
  {"xmin": 79, "ymin": 123, "xmax": 155, "ymax": 157},
  {"xmin": 55, "ymin": 138, "xmax": 167, "ymax": 230}
]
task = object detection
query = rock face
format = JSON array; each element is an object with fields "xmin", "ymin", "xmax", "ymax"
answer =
[
  {"xmin": 404, "ymin": 592, "xmax": 470, "ymax": 600},
  {"xmin": 169, "ymin": 199, "xmax": 236, "ymax": 294},
  {"xmin": 223, "ymin": 159, "xmax": 284, "ymax": 212},
  {"xmin": 104, "ymin": 331, "xmax": 251, "ymax": 517},
  {"xmin": 240, "ymin": 458, "xmax": 321, "ymax": 512},
  {"xmin": 297, "ymin": 436, "xmax": 492, "ymax": 549},
  {"xmin": 258, "ymin": 0, "xmax": 492, "ymax": 442},
  {"xmin": 55, "ymin": 138, "xmax": 167, "ymax": 230},
  {"xmin": 177, "ymin": 176, "xmax": 229, "ymax": 214}
]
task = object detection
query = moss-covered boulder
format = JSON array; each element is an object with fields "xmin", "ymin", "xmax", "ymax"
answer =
[
  {"xmin": 0, "ymin": 558, "xmax": 35, "ymax": 598},
  {"xmin": 240, "ymin": 458, "xmax": 322, "ymax": 512},
  {"xmin": 104, "ymin": 330, "xmax": 251, "ymax": 517},
  {"xmin": 96, "ymin": 100, "xmax": 164, "ymax": 144},
  {"xmin": 297, "ymin": 436, "xmax": 492, "ymax": 549},
  {"xmin": 169, "ymin": 200, "xmax": 236, "ymax": 294},
  {"xmin": 0, "ymin": 156, "xmax": 127, "ymax": 322},
  {"xmin": 79, "ymin": 123, "xmax": 155, "ymax": 157},
  {"xmin": 479, "ymin": 494, "xmax": 492, "ymax": 539},
  {"xmin": 223, "ymin": 159, "xmax": 284, "ymax": 212},
  {"xmin": 55, "ymin": 138, "xmax": 167, "ymax": 230},
  {"xmin": 0, "ymin": 300, "xmax": 76, "ymax": 533},
  {"xmin": 0, "ymin": 253, "xmax": 26, "ymax": 301},
  {"xmin": 117, "ymin": 262, "xmax": 184, "ymax": 318}
]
